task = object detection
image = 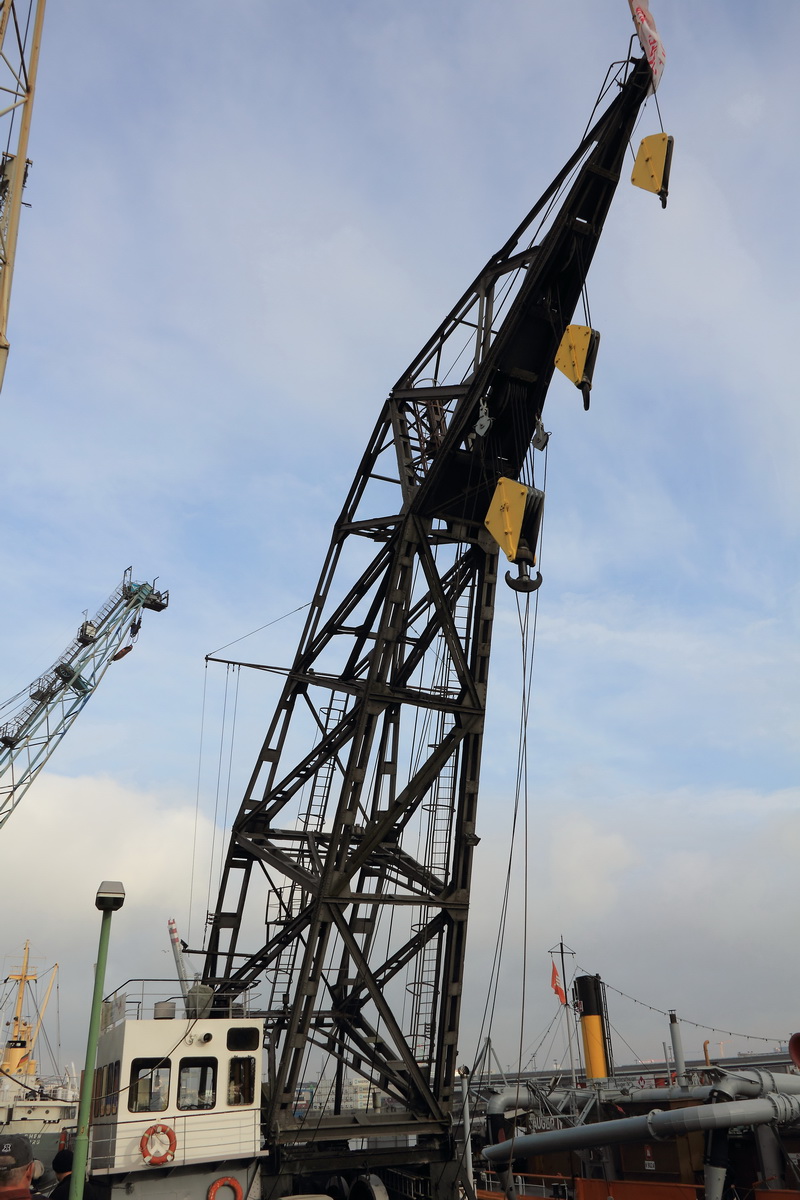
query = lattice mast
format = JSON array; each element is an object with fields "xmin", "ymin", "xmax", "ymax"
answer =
[
  {"xmin": 202, "ymin": 49, "xmax": 659, "ymax": 1195},
  {"xmin": 0, "ymin": 569, "xmax": 168, "ymax": 829},
  {"xmin": 0, "ymin": 0, "xmax": 47, "ymax": 391}
]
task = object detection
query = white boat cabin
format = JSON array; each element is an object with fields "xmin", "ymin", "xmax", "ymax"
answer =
[{"xmin": 90, "ymin": 1012, "xmax": 264, "ymax": 1174}]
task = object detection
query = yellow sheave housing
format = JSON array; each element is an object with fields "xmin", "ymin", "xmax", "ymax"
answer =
[
  {"xmin": 631, "ymin": 132, "xmax": 674, "ymax": 203},
  {"xmin": 484, "ymin": 477, "xmax": 531, "ymax": 562},
  {"xmin": 555, "ymin": 324, "xmax": 600, "ymax": 389}
]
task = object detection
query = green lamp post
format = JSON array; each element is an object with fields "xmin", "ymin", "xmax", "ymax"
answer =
[{"xmin": 68, "ymin": 881, "xmax": 125, "ymax": 1200}]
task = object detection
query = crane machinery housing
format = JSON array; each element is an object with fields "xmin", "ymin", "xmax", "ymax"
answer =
[{"xmin": 0, "ymin": 568, "xmax": 169, "ymax": 830}]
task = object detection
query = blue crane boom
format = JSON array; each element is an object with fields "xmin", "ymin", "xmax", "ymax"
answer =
[{"xmin": 0, "ymin": 567, "xmax": 168, "ymax": 830}]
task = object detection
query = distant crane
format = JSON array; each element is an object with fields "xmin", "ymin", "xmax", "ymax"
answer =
[
  {"xmin": 0, "ymin": 0, "xmax": 48, "ymax": 391},
  {"xmin": 0, "ymin": 567, "xmax": 168, "ymax": 830}
]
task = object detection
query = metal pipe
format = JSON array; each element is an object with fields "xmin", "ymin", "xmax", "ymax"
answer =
[
  {"xmin": 459, "ymin": 1067, "xmax": 475, "ymax": 1196},
  {"xmin": 712, "ymin": 1069, "xmax": 800, "ymax": 1100},
  {"xmin": 669, "ymin": 1012, "xmax": 688, "ymax": 1086},
  {"xmin": 487, "ymin": 1068, "xmax": 800, "ymax": 1140},
  {"xmin": 486, "ymin": 1084, "xmax": 538, "ymax": 1143},
  {"xmin": 705, "ymin": 1163, "xmax": 727, "ymax": 1200},
  {"xmin": 546, "ymin": 1084, "xmax": 713, "ymax": 1109},
  {"xmin": 755, "ymin": 1124, "xmax": 785, "ymax": 1190},
  {"xmin": 618, "ymin": 1085, "xmax": 713, "ymax": 1104},
  {"xmin": 168, "ymin": 917, "xmax": 190, "ymax": 1003},
  {"xmin": 483, "ymin": 1092, "xmax": 800, "ymax": 1163},
  {"xmin": 539, "ymin": 1069, "xmax": 800, "ymax": 1113},
  {"xmin": 486, "ymin": 1085, "xmax": 538, "ymax": 1116}
]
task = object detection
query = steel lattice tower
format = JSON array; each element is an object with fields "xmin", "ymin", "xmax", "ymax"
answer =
[{"xmin": 201, "ymin": 53, "xmax": 654, "ymax": 1200}]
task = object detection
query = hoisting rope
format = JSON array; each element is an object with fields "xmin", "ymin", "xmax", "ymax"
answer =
[
  {"xmin": 189, "ymin": 600, "xmax": 312, "ymax": 943},
  {"xmin": 215, "ymin": 665, "xmax": 241, "ymax": 897},
  {"xmin": 468, "ymin": 445, "xmax": 548, "ymax": 1086},
  {"xmin": 437, "ymin": 67, "xmax": 620, "ymax": 395},
  {"xmin": 203, "ymin": 665, "xmax": 232, "ymax": 944},
  {"xmin": 187, "ymin": 664, "xmax": 209, "ymax": 946}
]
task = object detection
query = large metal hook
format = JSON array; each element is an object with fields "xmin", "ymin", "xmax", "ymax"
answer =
[{"xmin": 505, "ymin": 560, "xmax": 543, "ymax": 593}]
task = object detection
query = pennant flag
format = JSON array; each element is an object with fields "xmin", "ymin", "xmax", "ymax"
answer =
[
  {"xmin": 550, "ymin": 961, "xmax": 567, "ymax": 1005},
  {"xmin": 628, "ymin": 2, "xmax": 666, "ymax": 92}
]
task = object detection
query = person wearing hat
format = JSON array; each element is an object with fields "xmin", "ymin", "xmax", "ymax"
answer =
[
  {"xmin": 0, "ymin": 1135, "xmax": 41, "ymax": 1200},
  {"xmin": 49, "ymin": 1150, "xmax": 98, "ymax": 1200}
]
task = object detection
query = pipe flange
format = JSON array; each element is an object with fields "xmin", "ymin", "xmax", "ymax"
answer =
[{"xmin": 645, "ymin": 1109, "xmax": 670, "ymax": 1141}]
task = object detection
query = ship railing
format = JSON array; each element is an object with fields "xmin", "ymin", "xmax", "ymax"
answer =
[
  {"xmin": 477, "ymin": 1174, "xmax": 703, "ymax": 1200},
  {"xmin": 90, "ymin": 1109, "xmax": 263, "ymax": 1173},
  {"xmin": 100, "ymin": 979, "xmax": 258, "ymax": 1027},
  {"xmin": 476, "ymin": 1170, "xmax": 574, "ymax": 1200}
]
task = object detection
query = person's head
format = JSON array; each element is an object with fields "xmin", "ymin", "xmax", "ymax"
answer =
[
  {"xmin": 0, "ymin": 1136, "xmax": 34, "ymax": 1191},
  {"xmin": 50, "ymin": 1151, "xmax": 73, "ymax": 1182}
]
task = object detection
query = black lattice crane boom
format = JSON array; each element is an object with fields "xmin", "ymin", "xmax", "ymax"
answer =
[{"xmin": 200, "ymin": 43, "xmax": 668, "ymax": 1200}]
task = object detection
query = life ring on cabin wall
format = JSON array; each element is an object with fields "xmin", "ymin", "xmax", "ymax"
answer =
[
  {"xmin": 140, "ymin": 1123, "xmax": 177, "ymax": 1165},
  {"xmin": 207, "ymin": 1177, "xmax": 243, "ymax": 1200}
]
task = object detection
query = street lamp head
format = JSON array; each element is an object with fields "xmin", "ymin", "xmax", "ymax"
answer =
[{"xmin": 95, "ymin": 881, "xmax": 125, "ymax": 912}]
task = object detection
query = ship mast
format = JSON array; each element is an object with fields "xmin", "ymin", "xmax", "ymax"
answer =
[{"xmin": 1, "ymin": 939, "xmax": 56, "ymax": 1082}]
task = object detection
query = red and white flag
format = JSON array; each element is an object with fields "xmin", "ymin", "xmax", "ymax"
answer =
[
  {"xmin": 628, "ymin": 2, "xmax": 666, "ymax": 92},
  {"xmin": 550, "ymin": 961, "xmax": 567, "ymax": 1005}
]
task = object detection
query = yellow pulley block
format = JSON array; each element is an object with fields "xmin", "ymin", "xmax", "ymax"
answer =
[
  {"xmin": 631, "ymin": 132, "xmax": 674, "ymax": 208},
  {"xmin": 485, "ymin": 476, "xmax": 531, "ymax": 562},
  {"xmin": 555, "ymin": 324, "xmax": 600, "ymax": 410}
]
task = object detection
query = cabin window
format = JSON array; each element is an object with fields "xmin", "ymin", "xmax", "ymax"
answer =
[
  {"xmin": 128, "ymin": 1058, "xmax": 171, "ymax": 1113},
  {"xmin": 177, "ymin": 1058, "xmax": 217, "ymax": 1110},
  {"xmin": 228, "ymin": 1056, "xmax": 255, "ymax": 1106},
  {"xmin": 92, "ymin": 1065, "xmax": 106, "ymax": 1119},
  {"xmin": 226, "ymin": 1027, "xmax": 259, "ymax": 1052},
  {"xmin": 107, "ymin": 1059, "xmax": 120, "ymax": 1115}
]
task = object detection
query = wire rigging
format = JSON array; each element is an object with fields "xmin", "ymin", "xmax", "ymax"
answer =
[
  {"xmin": 187, "ymin": 664, "xmax": 209, "ymax": 946},
  {"xmin": 580, "ymin": 968, "xmax": 785, "ymax": 1046},
  {"xmin": 217, "ymin": 665, "xmax": 241, "ymax": 895},
  {"xmin": 204, "ymin": 666, "xmax": 232, "ymax": 945},
  {"xmin": 206, "ymin": 602, "xmax": 311, "ymax": 658}
]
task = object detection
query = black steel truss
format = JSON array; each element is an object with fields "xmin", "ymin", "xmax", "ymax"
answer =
[{"xmin": 200, "ymin": 51, "xmax": 653, "ymax": 1185}]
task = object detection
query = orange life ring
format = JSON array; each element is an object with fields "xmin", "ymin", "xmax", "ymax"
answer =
[
  {"xmin": 140, "ymin": 1123, "xmax": 177, "ymax": 1165},
  {"xmin": 207, "ymin": 1177, "xmax": 243, "ymax": 1200}
]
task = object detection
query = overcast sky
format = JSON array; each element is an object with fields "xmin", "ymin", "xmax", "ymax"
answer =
[{"xmin": 1, "ymin": 0, "xmax": 799, "ymax": 1080}]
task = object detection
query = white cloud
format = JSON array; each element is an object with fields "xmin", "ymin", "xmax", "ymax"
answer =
[{"xmin": 1, "ymin": 773, "xmax": 218, "ymax": 1064}]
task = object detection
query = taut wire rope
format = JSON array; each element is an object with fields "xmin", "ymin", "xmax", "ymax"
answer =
[
  {"xmin": 468, "ymin": 441, "xmax": 547, "ymax": 1079},
  {"xmin": 203, "ymin": 666, "xmax": 231, "ymax": 944},
  {"xmin": 206, "ymin": 601, "xmax": 311, "ymax": 659},
  {"xmin": 217, "ymin": 665, "xmax": 241, "ymax": 895},
  {"xmin": 187, "ymin": 662, "xmax": 209, "ymax": 945}
]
